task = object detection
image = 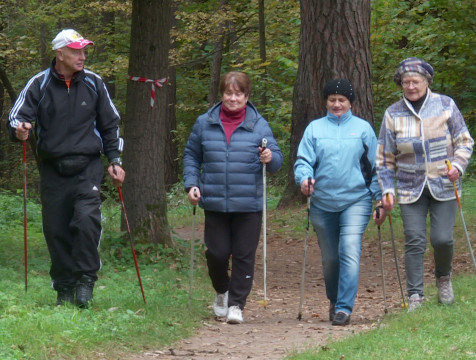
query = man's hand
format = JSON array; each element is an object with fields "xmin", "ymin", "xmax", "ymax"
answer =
[
  {"xmin": 108, "ymin": 164, "xmax": 125, "ymax": 186},
  {"xmin": 16, "ymin": 122, "xmax": 32, "ymax": 141}
]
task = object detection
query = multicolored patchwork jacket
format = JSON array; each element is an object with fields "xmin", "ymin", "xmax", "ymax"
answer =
[{"xmin": 376, "ymin": 90, "xmax": 473, "ymax": 204}]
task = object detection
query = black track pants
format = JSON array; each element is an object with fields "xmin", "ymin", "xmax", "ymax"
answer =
[
  {"xmin": 40, "ymin": 157, "xmax": 104, "ymax": 289},
  {"xmin": 204, "ymin": 210, "xmax": 262, "ymax": 310}
]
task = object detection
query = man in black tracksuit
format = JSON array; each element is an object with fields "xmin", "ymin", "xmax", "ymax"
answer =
[{"xmin": 8, "ymin": 29, "xmax": 125, "ymax": 307}]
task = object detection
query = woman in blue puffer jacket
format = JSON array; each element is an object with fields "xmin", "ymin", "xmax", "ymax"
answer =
[{"xmin": 183, "ymin": 71, "xmax": 282, "ymax": 324}]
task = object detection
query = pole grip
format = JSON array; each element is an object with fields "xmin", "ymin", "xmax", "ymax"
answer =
[{"xmin": 261, "ymin": 138, "xmax": 267, "ymax": 149}]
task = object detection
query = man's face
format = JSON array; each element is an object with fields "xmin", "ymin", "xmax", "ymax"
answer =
[{"xmin": 57, "ymin": 47, "xmax": 87, "ymax": 73}]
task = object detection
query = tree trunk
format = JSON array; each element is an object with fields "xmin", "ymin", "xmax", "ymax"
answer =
[
  {"xmin": 258, "ymin": 0, "xmax": 267, "ymax": 106},
  {"xmin": 207, "ymin": 0, "xmax": 228, "ymax": 107},
  {"xmin": 164, "ymin": 2, "xmax": 179, "ymax": 191},
  {"xmin": 279, "ymin": 0, "xmax": 373, "ymax": 208},
  {"xmin": 123, "ymin": 0, "xmax": 173, "ymax": 246}
]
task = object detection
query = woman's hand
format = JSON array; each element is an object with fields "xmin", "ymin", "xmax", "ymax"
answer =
[
  {"xmin": 188, "ymin": 187, "xmax": 201, "ymax": 206},
  {"xmin": 373, "ymin": 204, "xmax": 386, "ymax": 226},
  {"xmin": 300, "ymin": 178, "xmax": 315, "ymax": 196},
  {"xmin": 259, "ymin": 147, "xmax": 272, "ymax": 164},
  {"xmin": 382, "ymin": 193, "xmax": 394, "ymax": 212},
  {"xmin": 446, "ymin": 166, "xmax": 460, "ymax": 183}
]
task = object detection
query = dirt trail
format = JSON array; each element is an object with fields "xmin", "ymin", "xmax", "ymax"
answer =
[{"xmin": 128, "ymin": 209, "xmax": 470, "ymax": 360}]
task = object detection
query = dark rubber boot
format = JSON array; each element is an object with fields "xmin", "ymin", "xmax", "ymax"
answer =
[
  {"xmin": 76, "ymin": 275, "xmax": 95, "ymax": 308},
  {"xmin": 56, "ymin": 285, "xmax": 75, "ymax": 306}
]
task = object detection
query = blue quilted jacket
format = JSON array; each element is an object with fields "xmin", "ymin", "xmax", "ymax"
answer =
[{"xmin": 183, "ymin": 101, "xmax": 282, "ymax": 213}]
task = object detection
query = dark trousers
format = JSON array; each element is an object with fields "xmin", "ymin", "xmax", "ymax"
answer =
[
  {"xmin": 40, "ymin": 157, "xmax": 104, "ymax": 289},
  {"xmin": 204, "ymin": 210, "xmax": 262, "ymax": 310}
]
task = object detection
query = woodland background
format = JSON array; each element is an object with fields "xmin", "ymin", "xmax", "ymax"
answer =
[{"xmin": 0, "ymin": 0, "xmax": 475, "ymax": 245}]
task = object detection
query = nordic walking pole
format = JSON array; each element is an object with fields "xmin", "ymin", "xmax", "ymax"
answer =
[
  {"xmin": 113, "ymin": 165, "xmax": 146, "ymax": 304},
  {"xmin": 22, "ymin": 132, "xmax": 28, "ymax": 293},
  {"xmin": 189, "ymin": 188, "xmax": 197, "ymax": 309},
  {"xmin": 298, "ymin": 177, "xmax": 312, "ymax": 320},
  {"xmin": 445, "ymin": 160, "xmax": 476, "ymax": 271},
  {"xmin": 261, "ymin": 138, "xmax": 268, "ymax": 307},
  {"xmin": 375, "ymin": 204, "xmax": 388, "ymax": 314},
  {"xmin": 386, "ymin": 194, "xmax": 407, "ymax": 308}
]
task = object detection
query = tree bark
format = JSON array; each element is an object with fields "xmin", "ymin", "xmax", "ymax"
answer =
[
  {"xmin": 258, "ymin": 0, "xmax": 267, "ymax": 106},
  {"xmin": 123, "ymin": 0, "xmax": 173, "ymax": 246},
  {"xmin": 279, "ymin": 0, "xmax": 373, "ymax": 207},
  {"xmin": 207, "ymin": 0, "xmax": 228, "ymax": 107},
  {"xmin": 164, "ymin": 2, "xmax": 179, "ymax": 191}
]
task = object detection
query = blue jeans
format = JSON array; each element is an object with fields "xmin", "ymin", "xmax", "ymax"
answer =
[
  {"xmin": 310, "ymin": 196, "xmax": 372, "ymax": 315},
  {"xmin": 400, "ymin": 187, "xmax": 457, "ymax": 297}
]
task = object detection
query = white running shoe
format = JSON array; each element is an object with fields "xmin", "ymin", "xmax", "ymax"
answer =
[
  {"xmin": 226, "ymin": 305, "xmax": 243, "ymax": 324},
  {"xmin": 213, "ymin": 291, "xmax": 228, "ymax": 317}
]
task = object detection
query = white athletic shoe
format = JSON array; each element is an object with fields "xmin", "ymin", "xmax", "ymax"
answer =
[
  {"xmin": 213, "ymin": 291, "xmax": 228, "ymax": 317},
  {"xmin": 226, "ymin": 305, "xmax": 243, "ymax": 324}
]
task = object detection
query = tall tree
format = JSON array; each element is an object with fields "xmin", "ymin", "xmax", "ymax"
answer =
[
  {"xmin": 279, "ymin": 0, "xmax": 373, "ymax": 207},
  {"xmin": 258, "ymin": 0, "xmax": 267, "ymax": 106},
  {"xmin": 123, "ymin": 0, "xmax": 173, "ymax": 246},
  {"xmin": 207, "ymin": 0, "xmax": 228, "ymax": 107},
  {"xmin": 164, "ymin": 1, "xmax": 179, "ymax": 190}
]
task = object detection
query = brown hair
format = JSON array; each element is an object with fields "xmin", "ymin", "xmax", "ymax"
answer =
[{"xmin": 219, "ymin": 71, "xmax": 252, "ymax": 97}]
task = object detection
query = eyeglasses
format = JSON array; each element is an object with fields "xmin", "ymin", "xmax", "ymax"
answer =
[{"xmin": 402, "ymin": 80, "xmax": 425, "ymax": 88}]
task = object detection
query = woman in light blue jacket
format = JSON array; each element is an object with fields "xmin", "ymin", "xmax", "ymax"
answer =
[
  {"xmin": 184, "ymin": 72, "xmax": 282, "ymax": 324},
  {"xmin": 294, "ymin": 79, "xmax": 382, "ymax": 326}
]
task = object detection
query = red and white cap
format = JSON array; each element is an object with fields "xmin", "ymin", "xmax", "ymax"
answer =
[{"xmin": 51, "ymin": 29, "xmax": 94, "ymax": 50}]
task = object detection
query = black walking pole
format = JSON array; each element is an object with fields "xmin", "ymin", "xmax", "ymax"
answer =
[
  {"xmin": 297, "ymin": 177, "xmax": 312, "ymax": 320},
  {"xmin": 386, "ymin": 194, "xmax": 407, "ymax": 309},
  {"xmin": 375, "ymin": 204, "xmax": 388, "ymax": 314},
  {"xmin": 114, "ymin": 165, "xmax": 146, "ymax": 304},
  {"xmin": 445, "ymin": 160, "xmax": 476, "ymax": 272}
]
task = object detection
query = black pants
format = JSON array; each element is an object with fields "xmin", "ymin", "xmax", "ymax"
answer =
[
  {"xmin": 40, "ymin": 157, "xmax": 104, "ymax": 289},
  {"xmin": 204, "ymin": 210, "xmax": 262, "ymax": 310}
]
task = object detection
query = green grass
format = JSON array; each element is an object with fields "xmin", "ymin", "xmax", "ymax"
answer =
[
  {"xmin": 0, "ymin": 190, "xmax": 213, "ymax": 360},
  {"xmin": 285, "ymin": 275, "xmax": 476, "ymax": 360}
]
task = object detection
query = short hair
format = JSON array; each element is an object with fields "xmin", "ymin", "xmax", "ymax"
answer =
[{"xmin": 219, "ymin": 72, "xmax": 252, "ymax": 97}]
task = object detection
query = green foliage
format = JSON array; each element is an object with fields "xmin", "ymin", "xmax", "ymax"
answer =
[{"xmin": 371, "ymin": 0, "xmax": 476, "ymax": 149}]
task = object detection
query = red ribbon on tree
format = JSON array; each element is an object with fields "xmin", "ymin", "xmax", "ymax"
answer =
[{"xmin": 128, "ymin": 76, "xmax": 168, "ymax": 108}]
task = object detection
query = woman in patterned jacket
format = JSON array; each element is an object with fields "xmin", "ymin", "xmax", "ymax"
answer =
[{"xmin": 375, "ymin": 57, "xmax": 473, "ymax": 311}]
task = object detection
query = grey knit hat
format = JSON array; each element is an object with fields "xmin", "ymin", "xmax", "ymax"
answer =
[
  {"xmin": 323, "ymin": 78, "xmax": 355, "ymax": 103},
  {"xmin": 394, "ymin": 57, "xmax": 434, "ymax": 86}
]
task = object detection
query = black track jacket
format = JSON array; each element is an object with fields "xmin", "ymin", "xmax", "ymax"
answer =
[{"xmin": 8, "ymin": 58, "xmax": 123, "ymax": 162}]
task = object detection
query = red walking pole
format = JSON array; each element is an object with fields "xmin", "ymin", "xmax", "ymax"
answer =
[
  {"xmin": 23, "ymin": 140, "xmax": 28, "ymax": 292},
  {"xmin": 117, "ymin": 186, "xmax": 146, "ymax": 304},
  {"xmin": 113, "ymin": 165, "xmax": 146, "ymax": 304}
]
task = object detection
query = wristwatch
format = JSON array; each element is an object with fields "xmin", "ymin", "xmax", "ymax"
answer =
[{"xmin": 110, "ymin": 157, "xmax": 122, "ymax": 167}]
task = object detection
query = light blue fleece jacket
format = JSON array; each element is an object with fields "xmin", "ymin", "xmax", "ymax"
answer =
[{"xmin": 294, "ymin": 110, "xmax": 381, "ymax": 212}]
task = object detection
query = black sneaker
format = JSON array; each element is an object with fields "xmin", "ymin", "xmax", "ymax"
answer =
[
  {"xmin": 332, "ymin": 311, "xmax": 351, "ymax": 326},
  {"xmin": 76, "ymin": 275, "xmax": 95, "ymax": 308},
  {"xmin": 329, "ymin": 303, "xmax": 336, "ymax": 321},
  {"xmin": 56, "ymin": 285, "xmax": 75, "ymax": 306}
]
